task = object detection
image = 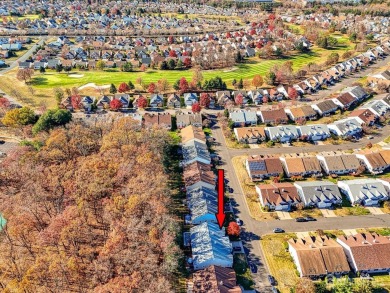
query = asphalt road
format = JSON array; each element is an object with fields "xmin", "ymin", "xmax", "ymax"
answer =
[
  {"xmin": 0, "ymin": 36, "xmax": 46, "ymax": 74},
  {"xmin": 210, "ymin": 118, "xmax": 390, "ymax": 293}
]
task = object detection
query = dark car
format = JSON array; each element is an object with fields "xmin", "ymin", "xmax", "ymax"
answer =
[
  {"xmin": 268, "ymin": 275, "xmax": 276, "ymax": 286},
  {"xmin": 249, "ymin": 263, "xmax": 257, "ymax": 273},
  {"xmin": 273, "ymin": 228, "xmax": 284, "ymax": 233},
  {"xmin": 304, "ymin": 216, "xmax": 316, "ymax": 222},
  {"xmin": 295, "ymin": 217, "xmax": 307, "ymax": 222}
]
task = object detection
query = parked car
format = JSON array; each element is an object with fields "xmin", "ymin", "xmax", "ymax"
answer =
[
  {"xmin": 273, "ymin": 228, "xmax": 284, "ymax": 233},
  {"xmin": 367, "ymin": 135, "xmax": 374, "ymax": 139},
  {"xmin": 304, "ymin": 216, "xmax": 316, "ymax": 222},
  {"xmin": 268, "ymin": 275, "xmax": 276, "ymax": 286},
  {"xmin": 249, "ymin": 263, "xmax": 257, "ymax": 273},
  {"xmin": 236, "ymin": 218, "xmax": 242, "ymax": 226},
  {"xmin": 295, "ymin": 217, "xmax": 307, "ymax": 222}
]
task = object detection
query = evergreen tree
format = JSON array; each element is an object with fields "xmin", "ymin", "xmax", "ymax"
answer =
[{"xmin": 109, "ymin": 83, "xmax": 117, "ymax": 94}]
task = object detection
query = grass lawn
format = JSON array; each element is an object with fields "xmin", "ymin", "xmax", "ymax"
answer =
[
  {"xmin": 231, "ymin": 156, "xmax": 278, "ymax": 221},
  {"xmin": 17, "ymin": 14, "xmax": 39, "ymax": 20},
  {"xmin": 357, "ymin": 227, "xmax": 390, "ymax": 236},
  {"xmin": 289, "ymin": 208, "xmax": 323, "ymax": 219},
  {"xmin": 233, "ymin": 253, "xmax": 254, "ymax": 290},
  {"xmin": 334, "ymin": 206, "xmax": 371, "ymax": 217},
  {"xmin": 260, "ymin": 234, "xmax": 299, "ymax": 293},
  {"xmin": 373, "ymin": 274, "xmax": 390, "ymax": 290}
]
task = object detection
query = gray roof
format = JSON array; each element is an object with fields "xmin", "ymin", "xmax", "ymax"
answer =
[
  {"xmin": 298, "ymin": 124, "xmax": 330, "ymax": 136},
  {"xmin": 294, "ymin": 181, "xmax": 342, "ymax": 205},
  {"xmin": 190, "ymin": 222, "xmax": 233, "ymax": 270},
  {"xmin": 229, "ymin": 110, "xmax": 257, "ymax": 123},
  {"xmin": 187, "ymin": 186, "xmax": 217, "ymax": 221},
  {"xmin": 338, "ymin": 179, "xmax": 388, "ymax": 204},
  {"xmin": 182, "ymin": 140, "xmax": 211, "ymax": 165},
  {"xmin": 329, "ymin": 118, "xmax": 362, "ymax": 134},
  {"xmin": 265, "ymin": 126, "xmax": 299, "ymax": 139}
]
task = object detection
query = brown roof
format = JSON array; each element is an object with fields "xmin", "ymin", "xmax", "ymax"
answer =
[
  {"xmin": 379, "ymin": 150, "xmax": 390, "ymax": 165},
  {"xmin": 183, "ymin": 161, "xmax": 215, "ymax": 188},
  {"xmin": 234, "ymin": 127, "xmax": 266, "ymax": 140},
  {"xmin": 289, "ymin": 236, "xmax": 350, "ymax": 277},
  {"xmin": 336, "ymin": 92, "xmax": 357, "ymax": 107},
  {"xmin": 349, "ymin": 109, "xmax": 377, "ymax": 124},
  {"xmin": 181, "ymin": 125, "xmax": 206, "ymax": 144},
  {"xmin": 283, "ymin": 157, "xmax": 306, "ymax": 174},
  {"xmin": 193, "ymin": 265, "xmax": 241, "ymax": 293},
  {"xmin": 264, "ymin": 157, "xmax": 284, "ymax": 175},
  {"xmin": 302, "ymin": 157, "xmax": 321, "ymax": 173},
  {"xmin": 289, "ymin": 106, "xmax": 317, "ymax": 119},
  {"xmin": 341, "ymin": 154, "xmax": 360, "ymax": 170},
  {"xmin": 257, "ymin": 182, "xmax": 300, "ymax": 206},
  {"xmin": 246, "ymin": 155, "xmax": 283, "ymax": 176},
  {"xmin": 144, "ymin": 113, "xmax": 172, "ymax": 128},
  {"xmin": 337, "ymin": 233, "xmax": 390, "ymax": 271},
  {"xmin": 260, "ymin": 109, "xmax": 288, "ymax": 123},
  {"xmin": 363, "ymin": 152, "xmax": 387, "ymax": 169}
]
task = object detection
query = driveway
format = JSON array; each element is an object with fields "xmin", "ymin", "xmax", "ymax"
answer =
[
  {"xmin": 366, "ymin": 207, "xmax": 385, "ymax": 215},
  {"xmin": 320, "ymin": 209, "xmax": 337, "ymax": 218},
  {"xmin": 276, "ymin": 211, "xmax": 292, "ymax": 220}
]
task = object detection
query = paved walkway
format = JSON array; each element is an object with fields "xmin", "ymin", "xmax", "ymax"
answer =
[
  {"xmin": 343, "ymin": 229, "xmax": 358, "ymax": 236},
  {"xmin": 366, "ymin": 207, "xmax": 385, "ymax": 215},
  {"xmin": 276, "ymin": 211, "xmax": 293, "ymax": 220},
  {"xmin": 320, "ymin": 209, "xmax": 338, "ymax": 218},
  {"xmin": 296, "ymin": 232, "xmax": 310, "ymax": 238}
]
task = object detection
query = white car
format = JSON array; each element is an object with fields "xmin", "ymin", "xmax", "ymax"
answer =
[{"xmin": 236, "ymin": 218, "xmax": 242, "ymax": 226}]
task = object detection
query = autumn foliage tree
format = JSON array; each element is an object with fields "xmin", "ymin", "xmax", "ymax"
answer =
[
  {"xmin": 252, "ymin": 75, "xmax": 264, "ymax": 88},
  {"xmin": 288, "ymin": 87, "xmax": 299, "ymax": 100},
  {"xmin": 16, "ymin": 68, "xmax": 34, "ymax": 84},
  {"xmin": 191, "ymin": 102, "xmax": 201, "ymax": 113},
  {"xmin": 118, "ymin": 82, "xmax": 130, "ymax": 93},
  {"xmin": 148, "ymin": 82, "xmax": 157, "ymax": 94},
  {"xmin": 137, "ymin": 96, "xmax": 148, "ymax": 109},
  {"xmin": 0, "ymin": 119, "xmax": 181, "ymax": 292},
  {"xmin": 227, "ymin": 222, "xmax": 240, "ymax": 237},
  {"xmin": 235, "ymin": 94, "xmax": 244, "ymax": 106},
  {"xmin": 199, "ymin": 93, "xmax": 211, "ymax": 108},
  {"xmin": 71, "ymin": 95, "xmax": 82, "ymax": 109},
  {"xmin": 110, "ymin": 98, "xmax": 123, "ymax": 111},
  {"xmin": 179, "ymin": 77, "xmax": 189, "ymax": 94}
]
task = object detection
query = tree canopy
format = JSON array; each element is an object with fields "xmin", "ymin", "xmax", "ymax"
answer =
[{"xmin": 0, "ymin": 119, "xmax": 181, "ymax": 292}]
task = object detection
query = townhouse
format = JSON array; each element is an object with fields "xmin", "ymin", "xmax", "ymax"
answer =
[
  {"xmin": 293, "ymin": 181, "xmax": 343, "ymax": 208},
  {"xmin": 338, "ymin": 179, "xmax": 389, "ymax": 206}
]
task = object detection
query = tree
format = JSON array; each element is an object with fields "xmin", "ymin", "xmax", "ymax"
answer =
[
  {"xmin": 0, "ymin": 97, "xmax": 10, "ymax": 111},
  {"xmin": 157, "ymin": 79, "xmax": 169, "ymax": 92},
  {"xmin": 176, "ymin": 59, "xmax": 183, "ymax": 70},
  {"xmin": 179, "ymin": 77, "xmax": 189, "ymax": 94},
  {"xmin": 121, "ymin": 62, "xmax": 133, "ymax": 72},
  {"xmin": 183, "ymin": 58, "xmax": 191, "ymax": 68},
  {"xmin": 1, "ymin": 107, "xmax": 36, "ymax": 127},
  {"xmin": 137, "ymin": 96, "xmax": 148, "ymax": 109},
  {"xmin": 252, "ymin": 75, "xmax": 263, "ymax": 88},
  {"xmin": 265, "ymin": 71, "xmax": 276, "ymax": 86},
  {"xmin": 53, "ymin": 88, "xmax": 64, "ymax": 106},
  {"xmin": 288, "ymin": 87, "xmax": 299, "ymax": 100},
  {"xmin": 237, "ymin": 78, "xmax": 244, "ymax": 89},
  {"xmin": 16, "ymin": 68, "xmax": 34, "ymax": 84},
  {"xmin": 294, "ymin": 278, "xmax": 315, "ymax": 293},
  {"xmin": 32, "ymin": 109, "xmax": 72, "ymax": 134},
  {"xmin": 167, "ymin": 59, "xmax": 176, "ymax": 70},
  {"xmin": 110, "ymin": 99, "xmax": 123, "ymax": 111},
  {"xmin": 96, "ymin": 60, "xmax": 105, "ymax": 70},
  {"xmin": 55, "ymin": 64, "xmax": 63, "ymax": 72},
  {"xmin": 296, "ymin": 41, "xmax": 309, "ymax": 53},
  {"xmin": 192, "ymin": 66, "xmax": 203, "ymax": 86},
  {"xmin": 227, "ymin": 222, "xmax": 240, "ymax": 237},
  {"xmin": 71, "ymin": 95, "xmax": 82, "ymax": 110},
  {"xmin": 333, "ymin": 277, "xmax": 353, "ymax": 293},
  {"xmin": 169, "ymin": 50, "xmax": 177, "ymax": 57},
  {"xmin": 199, "ymin": 93, "xmax": 211, "ymax": 108},
  {"xmin": 191, "ymin": 103, "xmax": 201, "ymax": 113},
  {"xmin": 128, "ymin": 81, "xmax": 135, "ymax": 90},
  {"xmin": 148, "ymin": 83, "xmax": 156, "ymax": 94},
  {"xmin": 39, "ymin": 66, "xmax": 45, "ymax": 73},
  {"xmin": 349, "ymin": 32, "xmax": 357, "ymax": 43},
  {"xmin": 109, "ymin": 83, "xmax": 117, "ymax": 94},
  {"xmin": 232, "ymin": 79, "xmax": 237, "ymax": 88},
  {"xmin": 235, "ymin": 94, "xmax": 243, "ymax": 106},
  {"xmin": 118, "ymin": 82, "xmax": 130, "ymax": 93},
  {"xmin": 140, "ymin": 64, "xmax": 147, "ymax": 72}
]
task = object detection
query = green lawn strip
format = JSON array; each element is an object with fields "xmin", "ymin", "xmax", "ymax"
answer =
[
  {"xmin": 357, "ymin": 227, "xmax": 390, "ymax": 236},
  {"xmin": 260, "ymin": 234, "xmax": 299, "ymax": 293},
  {"xmin": 233, "ymin": 253, "xmax": 254, "ymax": 290}
]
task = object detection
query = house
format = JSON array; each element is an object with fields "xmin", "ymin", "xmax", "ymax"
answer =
[
  {"xmin": 176, "ymin": 112, "xmax": 202, "ymax": 128},
  {"xmin": 182, "ymin": 140, "xmax": 211, "ymax": 166},
  {"xmin": 265, "ymin": 126, "xmax": 299, "ymax": 143},
  {"xmin": 192, "ymin": 266, "xmax": 241, "ymax": 293},
  {"xmin": 280, "ymin": 155, "xmax": 321, "ymax": 178},
  {"xmin": 181, "ymin": 125, "xmax": 206, "ymax": 144},
  {"xmin": 349, "ymin": 109, "xmax": 377, "ymax": 126},
  {"xmin": 328, "ymin": 118, "xmax": 362, "ymax": 138},
  {"xmin": 360, "ymin": 100, "xmax": 390, "ymax": 117},
  {"xmin": 293, "ymin": 181, "xmax": 343, "ymax": 208},
  {"xmin": 184, "ymin": 93, "xmax": 198, "ymax": 106},
  {"xmin": 113, "ymin": 93, "xmax": 130, "ymax": 109},
  {"xmin": 311, "ymin": 100, "xmax": 338, "ymax": 116},
  {"xmin": 96, "ymin": 95, "xmax": 112, "ymax": 109},
  {"xmin": 337, "ymin": 233, "xmax": 390, "ymax": 274},
  {"xmin": 316, "ymin": 153, "xmax": 360, "ymax": 175},
  {"xmin": 143, "ymin": 113, "xmax": 172, "ymax": 129},
  {"xmin": 229, "ymin": 110, "xmax": 257, "ymax": 127},
  {"xmin": 342, "ymin": 86, "xmax": 368, "ymax": 102},
  {"xmin": 183, "ymin": 161, "xmax": 215, "ymax": 192},
  {"xmin": 258, "ymin": 108, "xmax": 289, "ymax": 125},
  {"xmin": 233, "ymin": 127, "xmax": 266, "ymax": 144},
  {"xmin": 187, "ymin": 186, "xmax": 218, "ymax": 224},
  {"xmin": 149, "ymin": 94, "xmax": 164, "ymax": 108},
  {"xmin": 302, "ymin": 157, "xmax": 322, "ymax": 177},
  {"xmin": 297, "ymin": 124, "xmax": 331, "ymax": 141},
  {"xmin": 255, "ymin": 183, "xmax": 301, "ymax": 211},
  {"xmin": 332, "ymin": 92, "xmax": 358, "ymax": 110},
  {"xmin": 285, "ymin": 106, "xmax": 317, "ymax": 122},
  {"xmin": 338, "ymin": 179, "xmax": 389, "ymax": 206},
  {"xmin": 167, "ymin": 93, "xmax": 181, "ymax": 108},
  {"xmin": 81, "ymin": 96, "xmax": 95, "ymax": 112},
  {"xmin": 367, "ymin": 70, "xmax": 390, "ymax": 86},
  {"xmin": 245, "ymin": 155, "xmax": 284, "ymax": 181},
  {"xmin": 288, "ymin": 236, "xmax": 350, "ymax": 278},
  {"xmin": 190, "ymin": 222, "xmax": 233, "ymax": 270},
  {"xmin": 355, "ymin": 151, "xmax": 390, "ymax": 174},
  {"xmin": 1, "ymin": 43, "xmax": 22, "ymax": 50},
  {"xmin": 216, "ymin": 91, "xmax": 232, "ymax": 106}
]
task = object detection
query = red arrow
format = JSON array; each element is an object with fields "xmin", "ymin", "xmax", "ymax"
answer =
[{"xmin": 215, "ymin": 169, "xmax": 226, "ymax": 229}]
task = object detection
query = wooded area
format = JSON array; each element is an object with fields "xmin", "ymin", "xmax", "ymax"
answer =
[{"xmin": 0, "ymin": 118, "xmax": 181, "ymax": 292}]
